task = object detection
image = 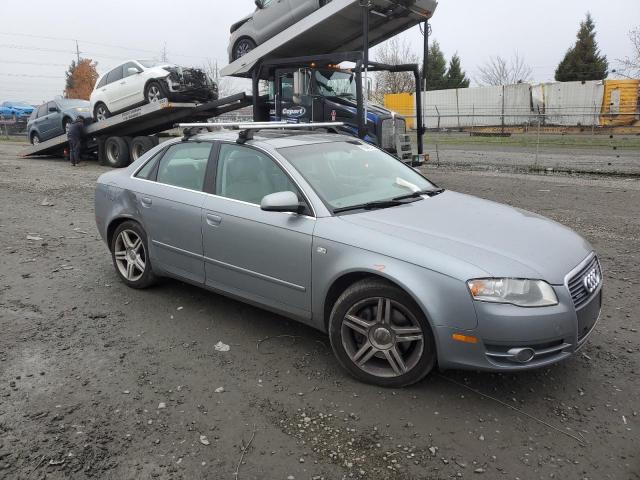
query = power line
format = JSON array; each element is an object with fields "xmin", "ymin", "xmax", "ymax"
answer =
[
  {"xmin": 0, "ymin": 59, "xmax": 68, "ymax": 67},
  {"xmin": 0, "ymin": 31, "xmax": 211, "ymax": 60},
  {"xmin": 0, "ymin": 73, "xmax": 64, "ymax": 79}
]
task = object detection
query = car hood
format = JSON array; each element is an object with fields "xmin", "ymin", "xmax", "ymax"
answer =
[{"xmin": 335, "ymin": 191, "xmax": 592, "ymax": 284}]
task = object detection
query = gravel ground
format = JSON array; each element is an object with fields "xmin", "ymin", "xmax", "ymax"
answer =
[{"xmin": 0, "ymin": 142, "xmax": 639, "ymax": 480}]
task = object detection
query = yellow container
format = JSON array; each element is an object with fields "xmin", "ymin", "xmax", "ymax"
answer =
[
  {"xmin": 600, "ymin": 79, "xmax": 640, "ymax": 126},
  {"xmin": 384, "ymin": 93, "xmax": 416, "ymax": 129}
]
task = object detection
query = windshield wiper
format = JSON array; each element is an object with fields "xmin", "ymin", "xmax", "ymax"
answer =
[
  {"xmin": 334, "ymin": 197, "xmax": 422, "ymax": 214},
  {"xmin": 393, "ymin": 188, "xmax": 445, "ymax": 201}
]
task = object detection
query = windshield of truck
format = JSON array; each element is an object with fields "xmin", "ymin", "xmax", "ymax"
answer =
[
  {"xmin": 279, "ymin": 141, "xmax": 438, "ymax": 212},
  {"xmin": 314, "ymin": 70, "xmax": 357, "ymax": 99}
]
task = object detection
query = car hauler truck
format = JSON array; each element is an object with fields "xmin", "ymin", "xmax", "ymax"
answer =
[{"xmin": 21, "ymin": 0, "xmax": 437, "ymax": 167}]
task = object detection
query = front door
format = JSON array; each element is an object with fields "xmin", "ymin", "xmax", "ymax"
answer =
[
  {"xmin": 201, "ymin": 143, "xmax": 314, "ymax": 318},
  {"xmin": 132, "ymin": 142, "xmax": 214, "ymax": 284}
]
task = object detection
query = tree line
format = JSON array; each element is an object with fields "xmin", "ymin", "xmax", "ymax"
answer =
[{"xmin": 376, "ymin": 13, "xmax": 636, "ymax": 96}]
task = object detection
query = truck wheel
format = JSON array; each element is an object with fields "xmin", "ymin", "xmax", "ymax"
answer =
[
  {"xmin": 104, "ymin": 136, "xmax": 130, "ymax": 168},
  {"xmin": 233, "ymin": 38, "xmax": 257, "ymax": 60},
  {"xmin": 94, "ymin": 103, "xmax": 111, "ymax": 122},
  {"xmin": 145, "ymin": 81, "xmax": 166, "ymax": 104},
  {"xmin": 130, "ymin": 136, "xmax": 156, "ymax": 162}
]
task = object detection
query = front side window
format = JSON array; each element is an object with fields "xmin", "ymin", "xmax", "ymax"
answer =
[
  {"xmin": 279, "ymin": 141, "xmax": 437, "ymax": 211},
  {"xmin": 156, "ymin": 143, "xmax": 212, "ymax": 191},
  {"xmin": 215, "ymin": 144, "xmax": 298, "ymax": 205}
]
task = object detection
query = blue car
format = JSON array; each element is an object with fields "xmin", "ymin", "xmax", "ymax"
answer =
[
  {"xmin": 1, "ymin": 101, "xmax": 35, "ymax": 119},
  {"xmin": 27, "ymin": 98, "xmax": 91, "ymax": 145}
]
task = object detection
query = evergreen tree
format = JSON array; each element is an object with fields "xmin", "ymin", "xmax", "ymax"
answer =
[
  {"xmin": 555, "ymin": 13, "xmax": 608, "ymax": 81},
  {"xmin": 424, "ymin": 40, "xmax": 447, "ymax": 91},
  {"xmin": 445, "ymin": 54, "xmax": 470, "ymax": 89}
]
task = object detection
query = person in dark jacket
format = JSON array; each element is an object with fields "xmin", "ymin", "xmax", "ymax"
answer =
[{"xmin": 67, "ymin": 116, "xmax": 85, "ymax": 166}]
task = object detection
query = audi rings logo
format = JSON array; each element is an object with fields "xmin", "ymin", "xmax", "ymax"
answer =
[{"xmin": 582, "ymin": 268, "xmax": 601, "ymax": 293}]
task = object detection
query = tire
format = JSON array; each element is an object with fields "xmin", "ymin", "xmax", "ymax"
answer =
[
  {"xmin": 233, "ymin": 38, "xmax": 257, "ymax": 61},
  {"xmin": 145, "ymin": 81, "xmax": 167, "ymax": 104},
  {"xmin": 130, "ymin": 136, "xmax": 156, "ymax": 162},
  {"xmin": 328, "ymin": 278, "xmax": 436, "ymax": 388},
  {"xmin": 110, "ymin": 221, "xmax": 157, "ymax": 289},
  {"xmin": 62, "ymin": 117, "xmax": 71, "ymax": 135},
  {"xmin": 94, "ymin": 103, "xmax": 110, "ymax": 122},
  {"xmin": 30, "ymin": 132, "xmax": 40, "ymax": 145},
  {"xmin": 104, "ymin": 136, "xmax": 130, "ymax": 168}
]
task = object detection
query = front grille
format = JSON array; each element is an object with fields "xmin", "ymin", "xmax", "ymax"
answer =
[{"xmin": 567, "ymin": 256, "xmax": 601, "ymax": 309}]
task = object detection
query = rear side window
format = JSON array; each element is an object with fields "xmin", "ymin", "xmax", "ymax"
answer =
[
  {"xmin": 156, "ymin": 143, "xmax": 212, "ymax": 191},
  {"xmin": 96, "ymin": 75, "xmax": 108, "ymax": 89},
  {"xmin": 36, "ymin": 104, "xmax": 47, "ymax": 118},
  {"xmin": 106, "ymin": 66, "xmax": 124, "ymax": 84},
  {"xmin": 135, "ymin": 151, "xmax": 161, "ymax": 180}
]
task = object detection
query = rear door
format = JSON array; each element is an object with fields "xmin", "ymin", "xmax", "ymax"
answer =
[
  {"xmin": 253, "ymin": 0, "xmax": 294, "ymax": 43},
  {"xmin": 201, "ymin": 143, "xmax": 314, "ymax": 318},
  {"xmin": 132, "ymin": 142, "xmax": 214, "ymax": 284}
]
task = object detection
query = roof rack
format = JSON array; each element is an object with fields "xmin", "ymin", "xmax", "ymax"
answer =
[{"xmin": 176, "ymin": 121, "xmax": 345, "ymax": 143}]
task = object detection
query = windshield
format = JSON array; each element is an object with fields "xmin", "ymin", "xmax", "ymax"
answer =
[
  {"xmin": 314, "ymin": 70, "xmax": 357, "ymax": 99},
  {"xmin": 279, "ymin": 141, "xmax": 437, "ymax": 212}
]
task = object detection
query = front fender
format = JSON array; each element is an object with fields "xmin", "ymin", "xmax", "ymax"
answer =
[{"xmin": 311, "ymin": 236, "xmax": 479, "ymax": 334}]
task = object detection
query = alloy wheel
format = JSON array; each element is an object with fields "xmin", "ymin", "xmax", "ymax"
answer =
[
  {"xmin": 341, "ymin": 297, "xmax": 425, "ymax": 378},
  {"xmin": 147, "ymin": 85, "xmax": 162, "ymax": 103},
  {"xmin": 235, "ymin": 41, "xmax": 253, "ymax": 59},
  {"xmin": 32, "ymin": 135, "xmax": 40, "ymax": 145},
  {"xmin": 114, "ymin": 229, "xmax": 146, "ymax": 282},
  {"xmin": 96, "ymin": 106, "xmax": 108, "ymax": 121}
]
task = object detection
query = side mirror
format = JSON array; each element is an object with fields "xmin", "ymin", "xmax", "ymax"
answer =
[
  {"xmin": 261, "ymin": 191, "xmax": 301, "ymax": 213},
  {"xmin": 255, "ymin": 0, "xmax": 263, "ymax": 8},
  {"xmin": 127, "ymin": 67, "xmax": 141, "ymax": 76}
]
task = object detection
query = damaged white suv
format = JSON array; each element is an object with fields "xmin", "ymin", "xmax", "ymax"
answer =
[{"xmin": 90, "ymin": 60, "xmax": 218, "ymax": 121}]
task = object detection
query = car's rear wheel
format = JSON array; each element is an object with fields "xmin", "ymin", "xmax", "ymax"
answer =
[
  {"xmin": 111, "ymin": 221, "xmax": 157, "ymax": 289},
  {"xmin": 329, "ymin": 278, "xmax": 436, "ymax": 388},
  {"xmin": 62, "ymin": 117, "xmax": 71, "ymax": 135},
  {"xmin": 104, "ymin": 136, "xmax": 130, "ymax": 168},
  {"xmin": 233, "ymin": 38, "xmax": 257, "ymax": 61},
  {"xmin": 94, "ymin": 103, "xmax": 110, "ymax": 122},
  {"xmin": 145, "ymin": 81, "xmax": 166, "ymax": 104},
  {"xmin": 31, "ymin": 132, "xmax": 40, "ymax": 145}
]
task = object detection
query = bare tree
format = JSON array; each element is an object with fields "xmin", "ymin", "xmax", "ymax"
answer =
[
  {"xmin": 203, "ymin": 58, "xmax": 239, "ymax": 98},
  {"xmin": 616, "ymin": 27, "xmax": 640, "ymax": 77},
  {"xmin": 477, "ymin": 52, "xmax": 533, "ymax": 86},
  {"xmin": 372, "ymin": 37, "xmax": 418, "ymax": 103}
]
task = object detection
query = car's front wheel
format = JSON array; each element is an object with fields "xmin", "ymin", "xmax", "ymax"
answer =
[
  {"xmin": 329, "ymin": 278, "xmax": 436, "ymax": 388},
  {"xmin": 233, "ymin": 38, "xmax": 257, "ymax": 61},
  {"xmin": 145, "ymin": 81, "xmax": 166, "ymax": 104},
  {"xmin": 111, "ymin": 221, "xmax": 157, "ymax": 289}
]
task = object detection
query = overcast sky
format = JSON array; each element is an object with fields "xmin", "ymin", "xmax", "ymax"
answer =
[{"xmin": 0, "ymin": 0, "xmax": 637, "ymax": 104}]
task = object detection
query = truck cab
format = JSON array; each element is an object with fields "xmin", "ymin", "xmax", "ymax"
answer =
[{"xmin": 268, "ymin": 66, "xmax": 408, "ymax": 157}]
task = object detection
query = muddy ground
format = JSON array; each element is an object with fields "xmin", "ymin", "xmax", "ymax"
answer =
[{"xmin": 0, "ymin": 142, "xmax": 638, "ymax": 480}]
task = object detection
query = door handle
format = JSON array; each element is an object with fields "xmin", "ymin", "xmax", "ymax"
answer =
[
  {"xmin": 206, "ymin": 213, "xmax": 222, "ymax": 227},
  {"xmin": 120, "ymin": 81, "xmax": 126, "ymax": 85},
  {"xmin": 140, "ymin": 197, "xmax": 152, "ymax": 207}
]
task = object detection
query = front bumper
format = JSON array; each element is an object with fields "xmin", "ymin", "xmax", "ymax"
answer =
[
  {"xmin": 435, "ymin": 271, "xmax": 602, "ymax": 372},
  {"xmin": 164, "ymin": 70, "xmax": 219, "ymax": 103}
]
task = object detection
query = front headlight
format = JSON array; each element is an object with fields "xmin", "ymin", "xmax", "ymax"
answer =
[{"xmin": 467, "ymin": 278, "xmax": 558, "ymax": 307}]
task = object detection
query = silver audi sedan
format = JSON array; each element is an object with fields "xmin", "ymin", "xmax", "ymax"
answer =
[{"xmin": 95, "ymin": 130, "xmax": 602, "ymax": 387}]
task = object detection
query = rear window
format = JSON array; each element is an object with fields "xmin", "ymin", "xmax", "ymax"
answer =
[
  {"xmin": 106, "ymin": 66, "xmax": 123, "ymax": 84},
  {"xmin": 96, "ymin": 75, "xmax": 107, "ymax": 89}
]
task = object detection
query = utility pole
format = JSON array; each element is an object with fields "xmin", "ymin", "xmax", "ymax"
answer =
[
  {"xmin": 422, "ymin": 21, "xmax": 431, "ymax": 92},
  {"xmin": 161, "ymin": 43, "xmax": 168, "ymax": 63},
  {"xmin": 75, "ymin": 40, "xmax": 81, "ymax": 63}
]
